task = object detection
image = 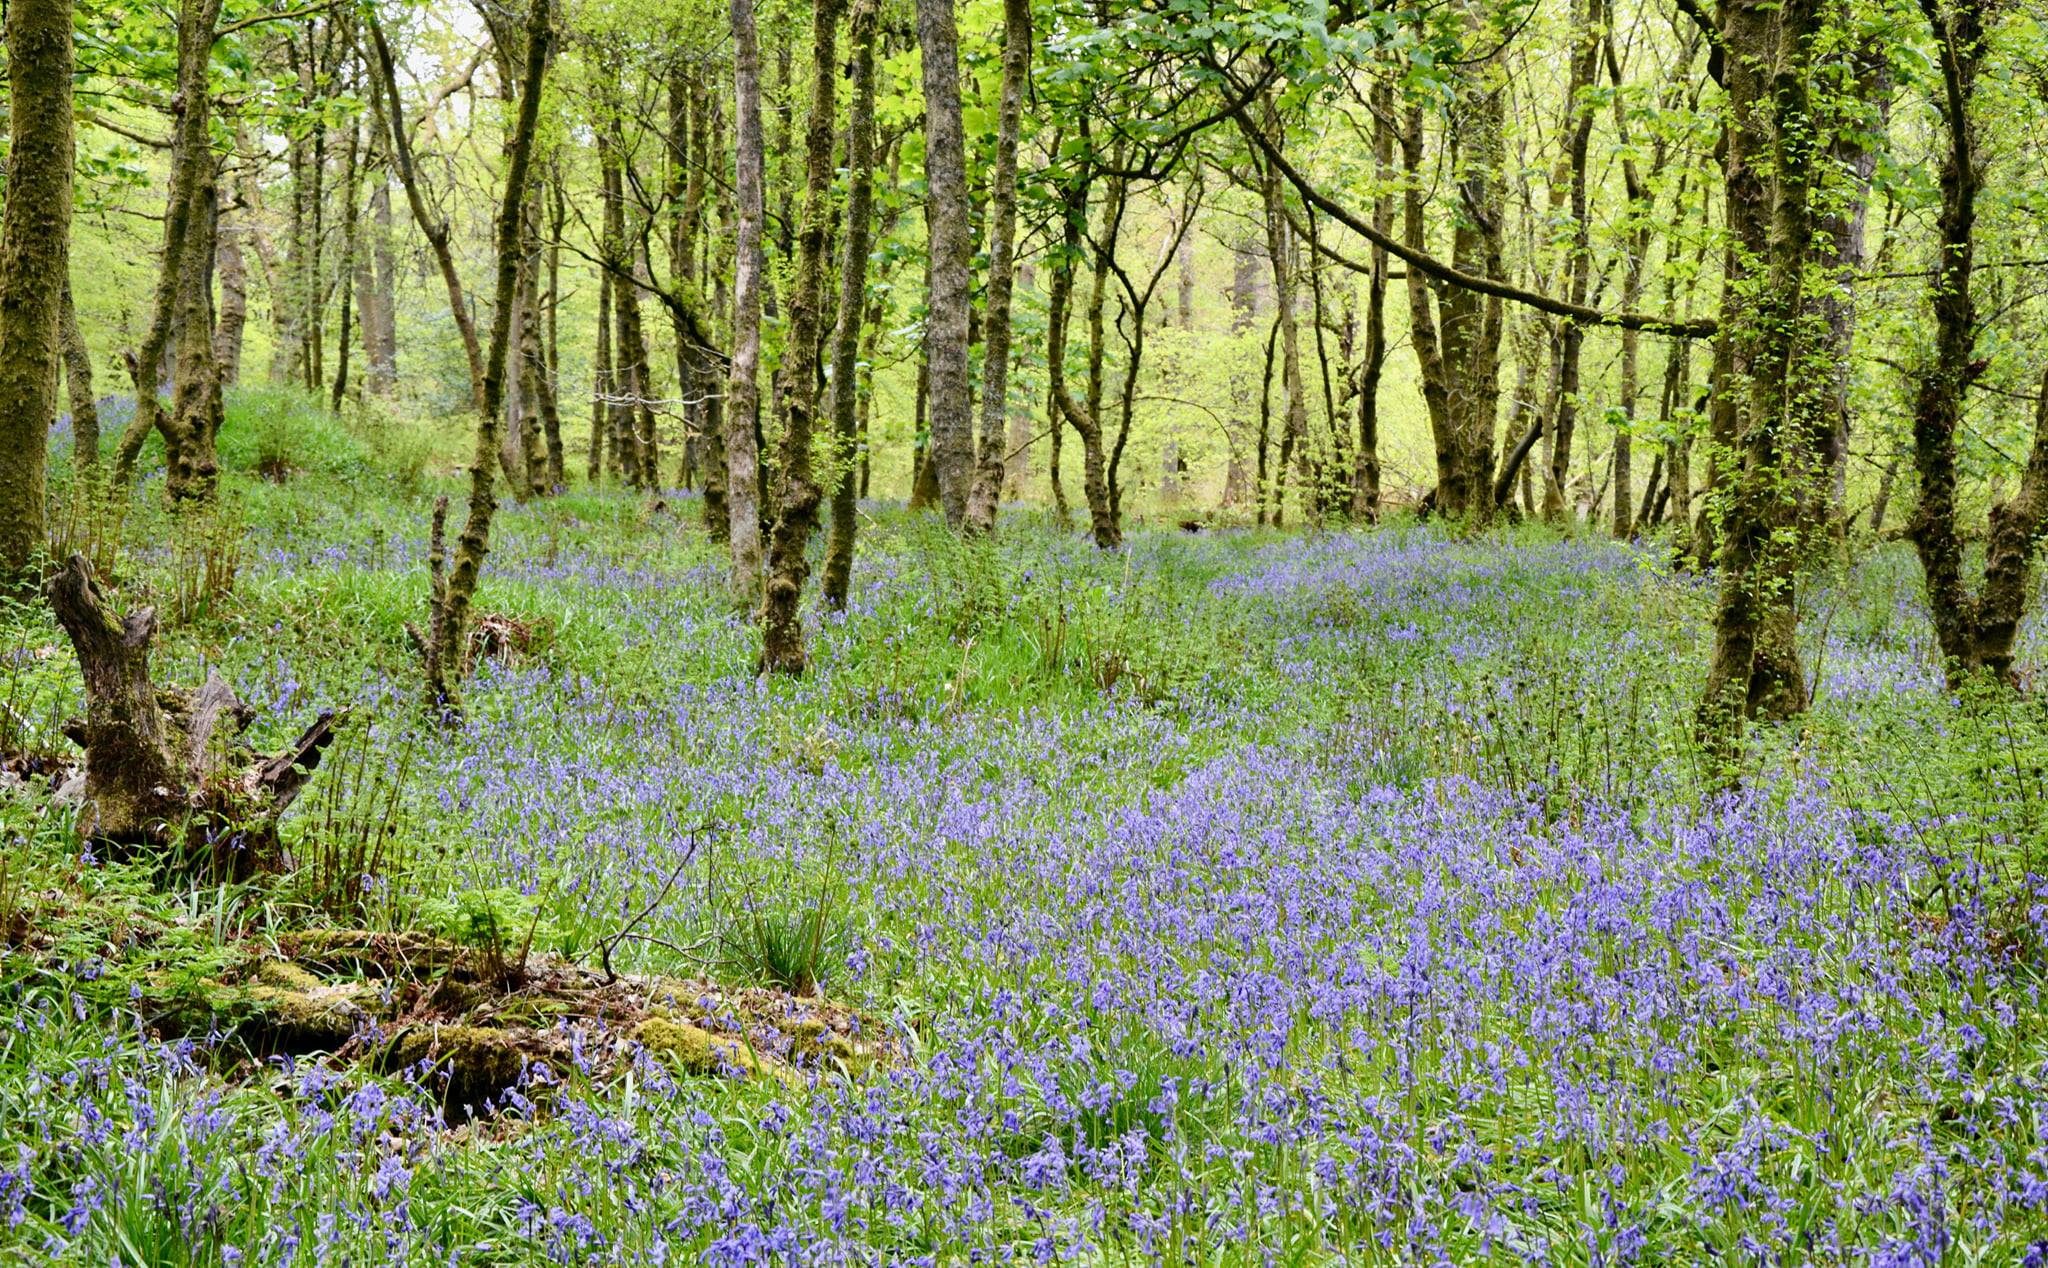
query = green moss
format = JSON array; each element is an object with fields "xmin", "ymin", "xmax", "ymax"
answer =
[
  {"xmin": 631, "ymin": 1017, "xmax": 762, "ymax": 1078},
  {"xmin": 378, "ymin": 1024, "xmax": 529, "ymax": 1116}
]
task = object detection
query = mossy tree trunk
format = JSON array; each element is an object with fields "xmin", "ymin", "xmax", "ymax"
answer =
[
  {"xmin": 404, "ymin": 0, "xmax": 553, "ymax": 720},
  {"xmin": 821, "ymin": 0, "xmax": 881, "ymax": 610},
  {"xmin": 109, "ymin": 0, "xmax": 221, "ymax": 485},
  {"xmin": 1903, "ymin": 0, "xmax": 2048, "ymax": 688},
  {"xmin": 961, "ymin": 0, "xmax": 1032, "ymax": 537},
  {"xmin": 1698, "ymin": 0, "xmax": 1827, "ymax": 734},
  {"xmin": 59, "ymin": 284, "xmax": 99, "ymax": 473},
  {"xmin": 725, "ymin": 0, "xmax": 768, "ymax": 612},
  {"xmin": 0, "ymin": 0, "xmax": 74, "ymax": 582},
  {"xmin": 162, "ymin": 174, "xmax": 225, "ymax": 502},
  {"xmin": 758, "ymin": 0, "xmax": 847, "ymax": 674}
]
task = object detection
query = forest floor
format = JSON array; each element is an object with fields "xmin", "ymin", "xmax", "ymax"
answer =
[{"xmin": 1, "ymin": 390, "xmax": 2045, "ymax": 1263}]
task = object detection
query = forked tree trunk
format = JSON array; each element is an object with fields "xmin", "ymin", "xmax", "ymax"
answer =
[
  {"xmin": 1250, "ymin": 119, "xmax": 1308, "ymax": 527},
  {"xmin": 111, "ymin": 0, "xmax": 225, "ymax": 490},
  {"xmin": 369, "ymin": 14, "xmax": 486, "ymax": 411},
  {"xmin": 1903, "ymin": 0, "xmax": 2046, "ymax": 687},
  {"xmin": 47, "ymin": 555, "xmax": 340, "ymax": 881},
  {"xmin": 1046, "ymin": 171, "xmax": 1124, "ymax": 549}
]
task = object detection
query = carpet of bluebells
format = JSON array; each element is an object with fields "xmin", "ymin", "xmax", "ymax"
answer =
[{"xmin": 3, "ymin": 397, "xmax": 2047, "ymax": 1264}]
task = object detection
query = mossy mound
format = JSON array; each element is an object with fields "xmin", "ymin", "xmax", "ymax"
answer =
[
  {"xmin": 377, "ymin": 1024, "xmax": 534, "ymax": 1118},
  {"xmin": 107, "ymin": 927, "xmax": 897, "ymax": 1123}
]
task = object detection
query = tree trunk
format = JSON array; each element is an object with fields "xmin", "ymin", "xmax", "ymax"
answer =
[
  {"xmin": 163, "ymin": 174, "xmax": 225, "ymax": 503},
  {"xmin": 0, "ymin": 0, "xmax": 73, "ymax": 579},
  {"xmin": 1250, "ymin": 118, "xmax": 1309, "ymax": 528},
  {"xmin": 361, "ymin": 164, "xmax": 399, "ymax": 397},
  {"xmin": 759, "ymin": 0, "xmax": 845, "ymax": 673},
  {"xmin": 1699, "ymin": 0, "xmax": 1827, "ymax": 733},
  {"xmin": 215, "ymin": 216, "xmax": 249, "ymax": 389},
  {"xmin": 1903, "ymin": 0, "xmax": 2042, "ymax": 687},
  {"xmin": 962, "ymin": 0, "xmax": 1032, "ymax": 536},
  {"xmin": 1352, "ymin": 83, "xmax": 1393, "ymax": 522},
  {"xmin": 823, "ymin": 0, "xmax": 882, "ymax": 610},
  {"xmin": 111, "ymin": 0, "xmax": 224, "ymax": 489},
  {"xmin": 1046, "ymin": 170, "xmax": 1123, "ymax": 549},
  {"xmin": 331, "ymin": 117, "xmax": 362, "ymax": 411},
  {"xmin": 725, "ymin": 0, "xmax": 768, "ymax": 611},
  {"xmin": 1543, "ymin": 0, "xmax": 1602, "ymax": 523},
  {"xmin": 914, "ymin": 0, "xmax": 975, "ymax": 526},
  {"xmin": 1439, "ymin": 83, "xmax": 1507, "ymax": 525},
  {"xmin": 1398, "ymin": 106, "xmax": 1455, "ymax": 512},
  {"xmin": 368, "ymin": 13, "xmax": 487, "ymax": 411},
  {"xmin": 406, "ymin": 0, "xmax": 552, "ymax": 719},
  {"xmin": 589, "ymin": 268, "xmax": 611, "ymax": 485},
  {"xmin": 59, "ymin": 283, "xmax": 99, "ymax": 470}
]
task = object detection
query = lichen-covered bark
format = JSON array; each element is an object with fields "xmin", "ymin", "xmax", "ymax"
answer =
[
  {"xmin": 725, "ymin": 0, "xmax": 768, "ymax": 611},
  {"xmin": 163, "ymin": 176, "xmax": 224, "ymax": 503},
  {"xmin": 914, "ymin": 0, "xmax": 975, "ymax": 527},
  {"xmin": 411, "ymin": 0, "xmax": 553, "ymax": 717},
  {"xmin": 758, "ymin": 0, "xmax": 846, "ymax": 674},
  {"xmin": 0, "ymin": 0, "xmax": 76, "ymax": 562},
  {"xmin": 962, "ymin": 0, "xmax": 1033, "ymax": 537},
  {"xmin": 822, "ymin": 0, "xmax": 882, "ymax": 610}
]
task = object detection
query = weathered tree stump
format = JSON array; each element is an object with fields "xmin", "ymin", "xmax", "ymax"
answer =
[{"xmin": 46, "ymin": 554, "xmax": 340, "ymax": 881}]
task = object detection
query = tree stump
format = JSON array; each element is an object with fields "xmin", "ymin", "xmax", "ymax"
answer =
[{"xmin": 46, "ymin": 554, "xmax": 340, "ymax": 881}]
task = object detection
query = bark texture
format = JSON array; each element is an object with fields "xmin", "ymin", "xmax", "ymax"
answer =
[
  {"xmin": 1699, "ymin": 0, "xmax": 1828, "ymax": 732},
  {"xmin": 47, "ymin": 555, "xmax": 340, "ymax": 881},
  {"xmin": 1903, "ymin": 0, "xmax": 2043, "ymax": 687},
  {"xmin": 962, "ymin": 0, "xmax": 1033, "ymax": 536},
  {"xmin": 822, "ymin": 0, "xmax": 882, "ymax": 610},
  {"xmin": 914, "ymin": 0, "xmax": 976, "ymax": 526},
  {"xmin": 0, "ymin": 0, "xmax": 74, "ymax": 579},
  {"xmin": 759, "ymin": 0, "xmax": 845, "ymax": 675},
  {"xmin": 725, "ymin": 0, "xmax": 768, "ymax": 610}
]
